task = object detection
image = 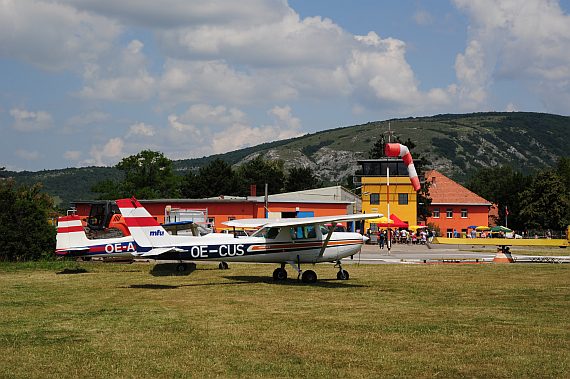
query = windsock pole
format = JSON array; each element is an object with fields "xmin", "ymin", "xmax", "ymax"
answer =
[{"xmin": 387, "ymin": 165, "xmax": 391, "ymax": 253}]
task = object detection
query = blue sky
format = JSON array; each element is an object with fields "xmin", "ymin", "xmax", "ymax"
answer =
[{"xmin": 1, "ymin": 0, "xmax": 569, "ymax": 172}]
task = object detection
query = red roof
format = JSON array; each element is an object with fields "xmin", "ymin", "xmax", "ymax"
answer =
[{"xmin": 425, "ymin": 170, "xmax": 491, "ymax": 205}]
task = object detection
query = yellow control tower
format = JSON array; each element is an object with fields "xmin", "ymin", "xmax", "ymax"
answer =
[{"xmin": 355, "ymin": 158, "xmax": 421, "ymax": 232}]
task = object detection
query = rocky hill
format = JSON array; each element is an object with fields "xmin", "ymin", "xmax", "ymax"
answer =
[{"xmin": 5, "ymin": 112, "xmax": 569, "ymax": 209}]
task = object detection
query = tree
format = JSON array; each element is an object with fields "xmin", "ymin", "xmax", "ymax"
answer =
[
  {"xmin": 236, "ymin": 155, "xmax": 285, "ymax": 196},
  {"xmin": 368, "ymin": 134, "xmax": 387, "ymax": 159},
  {"xmin": 181, "ymin": 158, "xmax": 238, "ymax": 198},
  {"xmin": 0, "ymin": 180, "xmax": 58, "ymax": 261},
  {"xmin": 284, "ymin": 166, "xmax": 321, "ymax": 192},
  {"xmin": 91, "ymin": 150, "xmax": 182, "ymax": 199},
  {"xmin": 466, "ymin": 165, "xmax": 532, "ymax": 230},
  {"xmin": 557, "ymin": 156, "xmax": 570, "ymax": 196},
  {"xmin": 519, "ymin": 169, "xmax": 570, "ymax": 230}
]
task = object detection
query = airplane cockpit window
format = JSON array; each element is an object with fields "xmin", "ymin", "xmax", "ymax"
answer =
[
  {"xmin": 251, "ymin": 227, "xmax": 281, "ymax": 239},
  {"xmin": 291, "ymin": 225, "xmax": 317, "ymax": 240}
]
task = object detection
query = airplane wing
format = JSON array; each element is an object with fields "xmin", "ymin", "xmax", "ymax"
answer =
[{"xmin": 223, "ymin": 213, "xmax": 383, "ymax": 229}]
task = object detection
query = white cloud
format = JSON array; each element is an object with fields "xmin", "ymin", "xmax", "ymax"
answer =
[
  {"xmin": 179, "ymin": 104, "xmax": 248, "ymax": 125},
  {"xmin": 63, "ymin": 150, "xmax": 83, "ymax": 160},
  {"xmin": 81, "ymin": 137, "xmax": 125, "ymax": 167},
  {"xmin": 75, "ymin": 39, "xmax": 156, "ymax": 102},
  {"xmin": 126, "ymin": 123, "xmax": 155, "ymax": 138},
  {"xmin": 0, "ymin": 0, "xmax": 122, "ymax": 72},
  {"xmin": 167, "ymin": 114, "xmax": 201, "ymax": 134},
  {"xmin": 210, "ymin": 105, "xmax": 303, "ymax": 154},
  {"xmin": 452, "ymin": 0, "xmax": 570, "ymax": 113},
  {"xmin": 15, "ymin": 149, "xmax": 39, "ymax": 160},
  {"xmin": 10, "ymin": 108, "xmax": 54, "ymax": 132}
]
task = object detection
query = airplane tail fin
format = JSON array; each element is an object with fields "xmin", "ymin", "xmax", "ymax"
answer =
[
  {"xmin": 115, "ymin": 197, "xmax": 171, "ymax": 248},
  {"xmin": 56, "ymin": 215, "xmax": 90, "ymax": 256}
]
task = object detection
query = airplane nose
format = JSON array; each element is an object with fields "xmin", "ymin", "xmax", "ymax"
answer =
[{"xmin": 362, "ymin": 235, "xmax": 369, "ymax": 243}]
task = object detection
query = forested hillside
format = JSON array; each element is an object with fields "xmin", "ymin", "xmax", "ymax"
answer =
[{"xmin": 4, "ymin": 111, "xmax": 569, "ymax": 210}]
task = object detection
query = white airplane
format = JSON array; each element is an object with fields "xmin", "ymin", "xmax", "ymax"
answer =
[{"xmin": 57, "ymin": 197, "xmax": 380, "ymax": 283}]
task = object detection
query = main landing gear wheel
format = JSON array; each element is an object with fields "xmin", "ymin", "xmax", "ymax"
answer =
[
  {"xmin": 301, "ymin": 270, "xmax": 317, "ymax": 283},
  {"xmin": 218, "ymin": 262, "xmax": 229, "ymax": 270},
  {"xmin": 337, "ymin": 270, "xmax": 349, "ymax": 280},
  {"xmin": 177, "ymin": 263, "xmax": 188, "ymax": 272},
  {"xmin": 273, "ymin": 267, "xmax": 287, "ymax": 281}
]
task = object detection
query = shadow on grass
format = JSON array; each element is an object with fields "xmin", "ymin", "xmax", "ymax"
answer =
[
  {"xmin": 149, "ymin": 263, "xmax": 196, "ymax": 276},
  {"xmin": 56, "ymin": 267, "xmax": 89, "ymax": 274},
  {"xmin": 223, "ymin": 275, "xmax": 367, "ymax": 288},
  {"xmin": 129, "ymin": 284, "xmax": 179, "ymax": 289}
]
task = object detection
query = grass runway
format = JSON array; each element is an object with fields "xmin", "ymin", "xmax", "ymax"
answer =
[{"xmin": 1, "ymin": 261, "xmax": 569, "ymax": 378}]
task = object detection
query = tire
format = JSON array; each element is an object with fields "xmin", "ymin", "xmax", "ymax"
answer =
[
  {"xmin": 219, "ymin": 262, "xmax": 229, "ymax": 270},
  {"xmin": 177, "ymin": 263, "xmax": 187, "ymax": 272},
  {"xmin": 337, "ymin": 270, "xmax": 349, "ymax": 280},
  {"xmin": 273, "ymin": 268, "xmax": 287, "ymax": 281},
  {"xmin": 301, "ymin": 270, "xmax": 317, "ymax": 284}
]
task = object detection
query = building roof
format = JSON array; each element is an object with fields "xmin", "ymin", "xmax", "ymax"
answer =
[{"xmin": 425, "ymin": 170, "xmax": 491, "ymax": 205}]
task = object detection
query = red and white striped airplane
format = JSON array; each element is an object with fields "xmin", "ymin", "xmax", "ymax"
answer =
[{"xmin": 57, "ymin": 197, "xmax": 380, "ymax": 283}]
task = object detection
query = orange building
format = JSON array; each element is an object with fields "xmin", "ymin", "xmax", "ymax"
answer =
[{"xmin": 425, "ymin": 170, "xmax": 492, "ymax": 237}]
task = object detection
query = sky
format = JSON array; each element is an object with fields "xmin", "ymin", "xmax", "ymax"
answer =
[{"xmin": 1, "ymin": 0, "xmax": 570, "ymax": 172}]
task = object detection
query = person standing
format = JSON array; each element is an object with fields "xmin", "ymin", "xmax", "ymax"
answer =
[{"xmin": 378, "ymin": 230, "xmax": 385, "ymax": 249}]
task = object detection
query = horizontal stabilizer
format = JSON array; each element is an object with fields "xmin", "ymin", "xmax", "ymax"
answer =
[{"xmin": 138, "ymin": 247, "xmax": 187, "ymax": 257}]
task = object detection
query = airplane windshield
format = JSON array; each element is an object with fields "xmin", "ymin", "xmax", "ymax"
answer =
[{"xmin": 251, "ymin": 227, "xmax": 281, "ymax": 239}]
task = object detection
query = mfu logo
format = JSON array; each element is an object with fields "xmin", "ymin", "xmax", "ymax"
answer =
[{"xmin": 150, "ymin": 230, "xmax": 165, "ymax": 236}]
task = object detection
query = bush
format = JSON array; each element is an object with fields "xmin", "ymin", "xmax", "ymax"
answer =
[{"xmin": 0, "ymin": 180, "xmax": 57, "ymax": 261}]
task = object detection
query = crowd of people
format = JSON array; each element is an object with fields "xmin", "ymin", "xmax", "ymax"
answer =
[{"xmin": 375, "ymin": 228, "xmax": 436, "ymax": 249}]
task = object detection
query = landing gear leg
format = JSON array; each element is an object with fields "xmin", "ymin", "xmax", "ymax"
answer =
[
  {"xmin": 218, "ymin": 262, "xmax": 229, "ymax": 270},
  {"xmin": 335, "ymin": 260, "xmax": 349, "ymax": 280},
  {"xmin": 286, "ymin": 261, "xmax": 317, "ymax": 283}
]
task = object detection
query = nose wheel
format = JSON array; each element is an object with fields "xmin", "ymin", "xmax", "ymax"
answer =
[{"xmin": 335, "ymin": 260, "xmax": 349, "ymax": 280}]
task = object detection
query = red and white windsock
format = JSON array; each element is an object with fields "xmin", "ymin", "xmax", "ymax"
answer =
[{"xmin": 385, "ymin": 143, "xmax": 421, "ymax": 191}]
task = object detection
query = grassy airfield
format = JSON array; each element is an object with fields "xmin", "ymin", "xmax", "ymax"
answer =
[{"xmin": 1, "ymin": 261, "xmax": 568, "ymax": 378}]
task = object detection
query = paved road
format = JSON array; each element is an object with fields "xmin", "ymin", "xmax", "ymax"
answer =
[
  {"xmin": 340, "ymin": 242, "xmax": 570, "ymax": 264},
  {"xmin": 341, "ymin": 242, "xmax": 497, "ymax": 264}
]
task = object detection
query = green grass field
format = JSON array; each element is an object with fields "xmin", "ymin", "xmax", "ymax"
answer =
[{"xmin": 1, "ymin": 261, "xmax": 569, "ymax": 378}]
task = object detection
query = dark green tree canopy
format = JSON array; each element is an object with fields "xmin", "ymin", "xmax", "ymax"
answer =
[
  {"xmin": 181, "ymin": 158, "xmax": 238, "ymax": 199},
  {"xmin": 91, "ymin": 150, "xmax": 181, "ymax": 199},
  {"xmin": 519, "ymin": 169, "xmax": 570, "ymax": 230},
  {"xmin": 236, "ymin": 155, "xmax": 285, "ymax": 196},
  {"xmin": 284, "ymin": 166, "xmax": 322, "ymax": 192},
  {"xmin": 0, "ymin": 180, "xmax": 57, "ymax": 261},
  {"xmin": 466, "ymin": 165, "xmax": 533, "ymax": 230}
]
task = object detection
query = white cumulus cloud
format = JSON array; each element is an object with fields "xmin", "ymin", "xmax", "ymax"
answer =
[
  {"xmin": 10, "ymin": 108, "xmax": 54, "ymax": 132},
  {"xmin": 126, "ymin": 123, "xmax": 155, "ymax": 138}
]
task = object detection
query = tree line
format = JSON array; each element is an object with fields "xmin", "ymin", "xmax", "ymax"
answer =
[
  {"xmin": 466, "ymin": 157, "xmax": 570, "ymax": 231},
  {"xmin": 90, "ymin": 150, "xmax": 322, "ymax": 200}
]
